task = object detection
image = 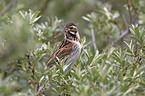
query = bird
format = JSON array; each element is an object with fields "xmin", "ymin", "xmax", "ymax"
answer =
[{"xmin": 46, "ymin": 23, "xmax": 81, "ymax": 67}]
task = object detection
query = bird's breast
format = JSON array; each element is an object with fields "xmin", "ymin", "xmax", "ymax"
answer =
[{"xmin": 64, "ymin": 41, "xmax": 81, "ymax": 65}]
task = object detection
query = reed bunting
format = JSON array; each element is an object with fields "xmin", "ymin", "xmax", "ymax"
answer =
[{"xmin": 46, "ymin": 23, "xmax": 81, "ymax": 67}]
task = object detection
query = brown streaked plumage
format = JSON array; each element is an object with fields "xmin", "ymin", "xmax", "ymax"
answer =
[{"xmin": 46, "ymin": 23, "xmax": 81, "ymax": 67}]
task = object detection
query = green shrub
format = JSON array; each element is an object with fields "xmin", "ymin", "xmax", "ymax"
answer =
[{"xmin": 0, "ymin": 0, "xmax": 145, "ymax": 96}]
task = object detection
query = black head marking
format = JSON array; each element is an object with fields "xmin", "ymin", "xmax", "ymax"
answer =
[
  {"xmin": 65, "ymin": 23, "xmax": 76, "ymax": 28},
  {"xmin": 64, "ymin": 22, "xmax": 80, "ymax": 41}
]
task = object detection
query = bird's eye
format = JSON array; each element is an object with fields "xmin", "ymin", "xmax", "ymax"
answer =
[{"xmin": 70, "ymin": 27, "xmax": 73, "ymax": 29}]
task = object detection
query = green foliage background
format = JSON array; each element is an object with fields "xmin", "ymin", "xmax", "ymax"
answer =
[{"xmin": 0, "ymin": 0, "xmax": 145, "ymax": 96}]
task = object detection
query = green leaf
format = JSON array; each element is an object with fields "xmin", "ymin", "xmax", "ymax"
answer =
[
  {"xmin": 107, "ymin": 47, "xmax": 115, "ymax": 59},
  {"xmin": 29, "ymin": 10, "xmax": 41, "ymax": 24},
  {"xmin": 86, "ymin": 56, "xmax": 94, "ymax": 64},
  {"xmin": 90, "ymin": 50, "xmax": 105, "ymax": 66},
  {"xmin": 71, "ymin": 71, "xmax": 80, "ymax": 80},
  {"xmin": 56, "ymin": 64, "xmax": 64, "ymax": 74},
  {"xmin": 123, "ymin": 84, "xmax": 139, "ymax": 96},
  {"xmin": 129, "ymin": 25, "xmax": 135, "ymax": 36},
  {"xmin": 82, "ymin": 16, "xmax": 91, "ymax": 22}
]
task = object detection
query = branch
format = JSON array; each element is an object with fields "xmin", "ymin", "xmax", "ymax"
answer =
[
  {"xmin": 0, "ymin": 4, "xmax": 11, "ymax": 16},
  {"xmin": 103, "ymin": 29, "xmax": 129, "ymax": 53},
  {"xmin": 103, "ymin": 2, "xmax": 140, "ymax": 53},
  {"xmin": 90, "ymin": 25, "xmax": 97, "ymax": 51},
  {"xmin": 103, "ymin": 14, "xmax": 129, "ymax": 53},
  {"xmin": 126, "ymin": 0, "xmax": 132, "ymax": 24},
  {"xmin": 131, "ymin": 7, "xmax": 140, "ymax": 24},
  {"xmin": 40, "ymin": 0, "xmax": 51, "ymax": 15},
  {"xmin": 122, "ymin": 14, "xmax": 128, "ymax": 28}
]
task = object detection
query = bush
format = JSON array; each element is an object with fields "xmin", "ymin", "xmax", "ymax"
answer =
[{"xmin": 0, "ymin": 0, "xmax": 145, "ymax": 96}]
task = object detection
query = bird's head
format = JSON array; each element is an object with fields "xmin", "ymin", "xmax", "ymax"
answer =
[{"xmin": 64, "ymin": 23, "xmax": 80, "ymax": 41}]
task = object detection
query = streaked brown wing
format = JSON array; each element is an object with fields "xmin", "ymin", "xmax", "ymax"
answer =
[{"xmin": 46, "ymin": 39, "xmax": 72, "ymax": 67}]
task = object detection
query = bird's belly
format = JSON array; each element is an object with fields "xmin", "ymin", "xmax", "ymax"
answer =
[{"xmin": 64, "ymin": 42, "xmax": 81, "ymax": 65}]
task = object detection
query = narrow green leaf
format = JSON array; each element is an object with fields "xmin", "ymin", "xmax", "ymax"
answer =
[
  {"xmin": 56, "ymin": 64, "xmax": 64, "ymax": 74},
  {"xmin": 90, "ymin": 50, "xmax": 105, "ymax": 66},
  {"xmin": 29, "ymin": 10, "xmax": 41, "ymax": 24},
  {"xmin": 123, "ymin": 84, "xmax": 139, "ymax": 96},
  {"xmin": 71, "ymin": 71, "xmax": 80, "ymax": 80}
]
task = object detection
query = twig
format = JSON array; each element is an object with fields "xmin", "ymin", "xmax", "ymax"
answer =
[
  {"xmin": 122, "ymin": 14, "xmax": 128, "ymax": 29},
  {"xmin": 103, "ymin": 29, "xmax": 129, "ymax": 53},
  {"xmin": 90, "ymin": 25, "xmax": 97, "ymax": 51},
  {"xmin": 127, "ymin": 0, "xmax": 132, "ymax": 24},
  {"xmin": 0, "ymin": 4, "xmax": 11, "ymax": 16},
  {"xmin": 103, "ymin": 14, "xmax": 129, "ymax": 53},
  {"xmin": 136, "ymin": 88, "xmax": 145, "ymax": 91},
  {"xmin": 39, "ymin": 0, "xmax": 51, "ymax": 16},
  {"xmin": 103, "ymin": 2, "xmax": 140, "ymax": 53},
  {"xmin": 27, "ymin": 54, "xmax": 41, "ymax": 94},
  {"xmin": 131, "ymin": 7, "xmax": 140, "ymax": 24},
  {"xmin": 116, "ymin": 22, "xmax": 122, "ymax": 35}
]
